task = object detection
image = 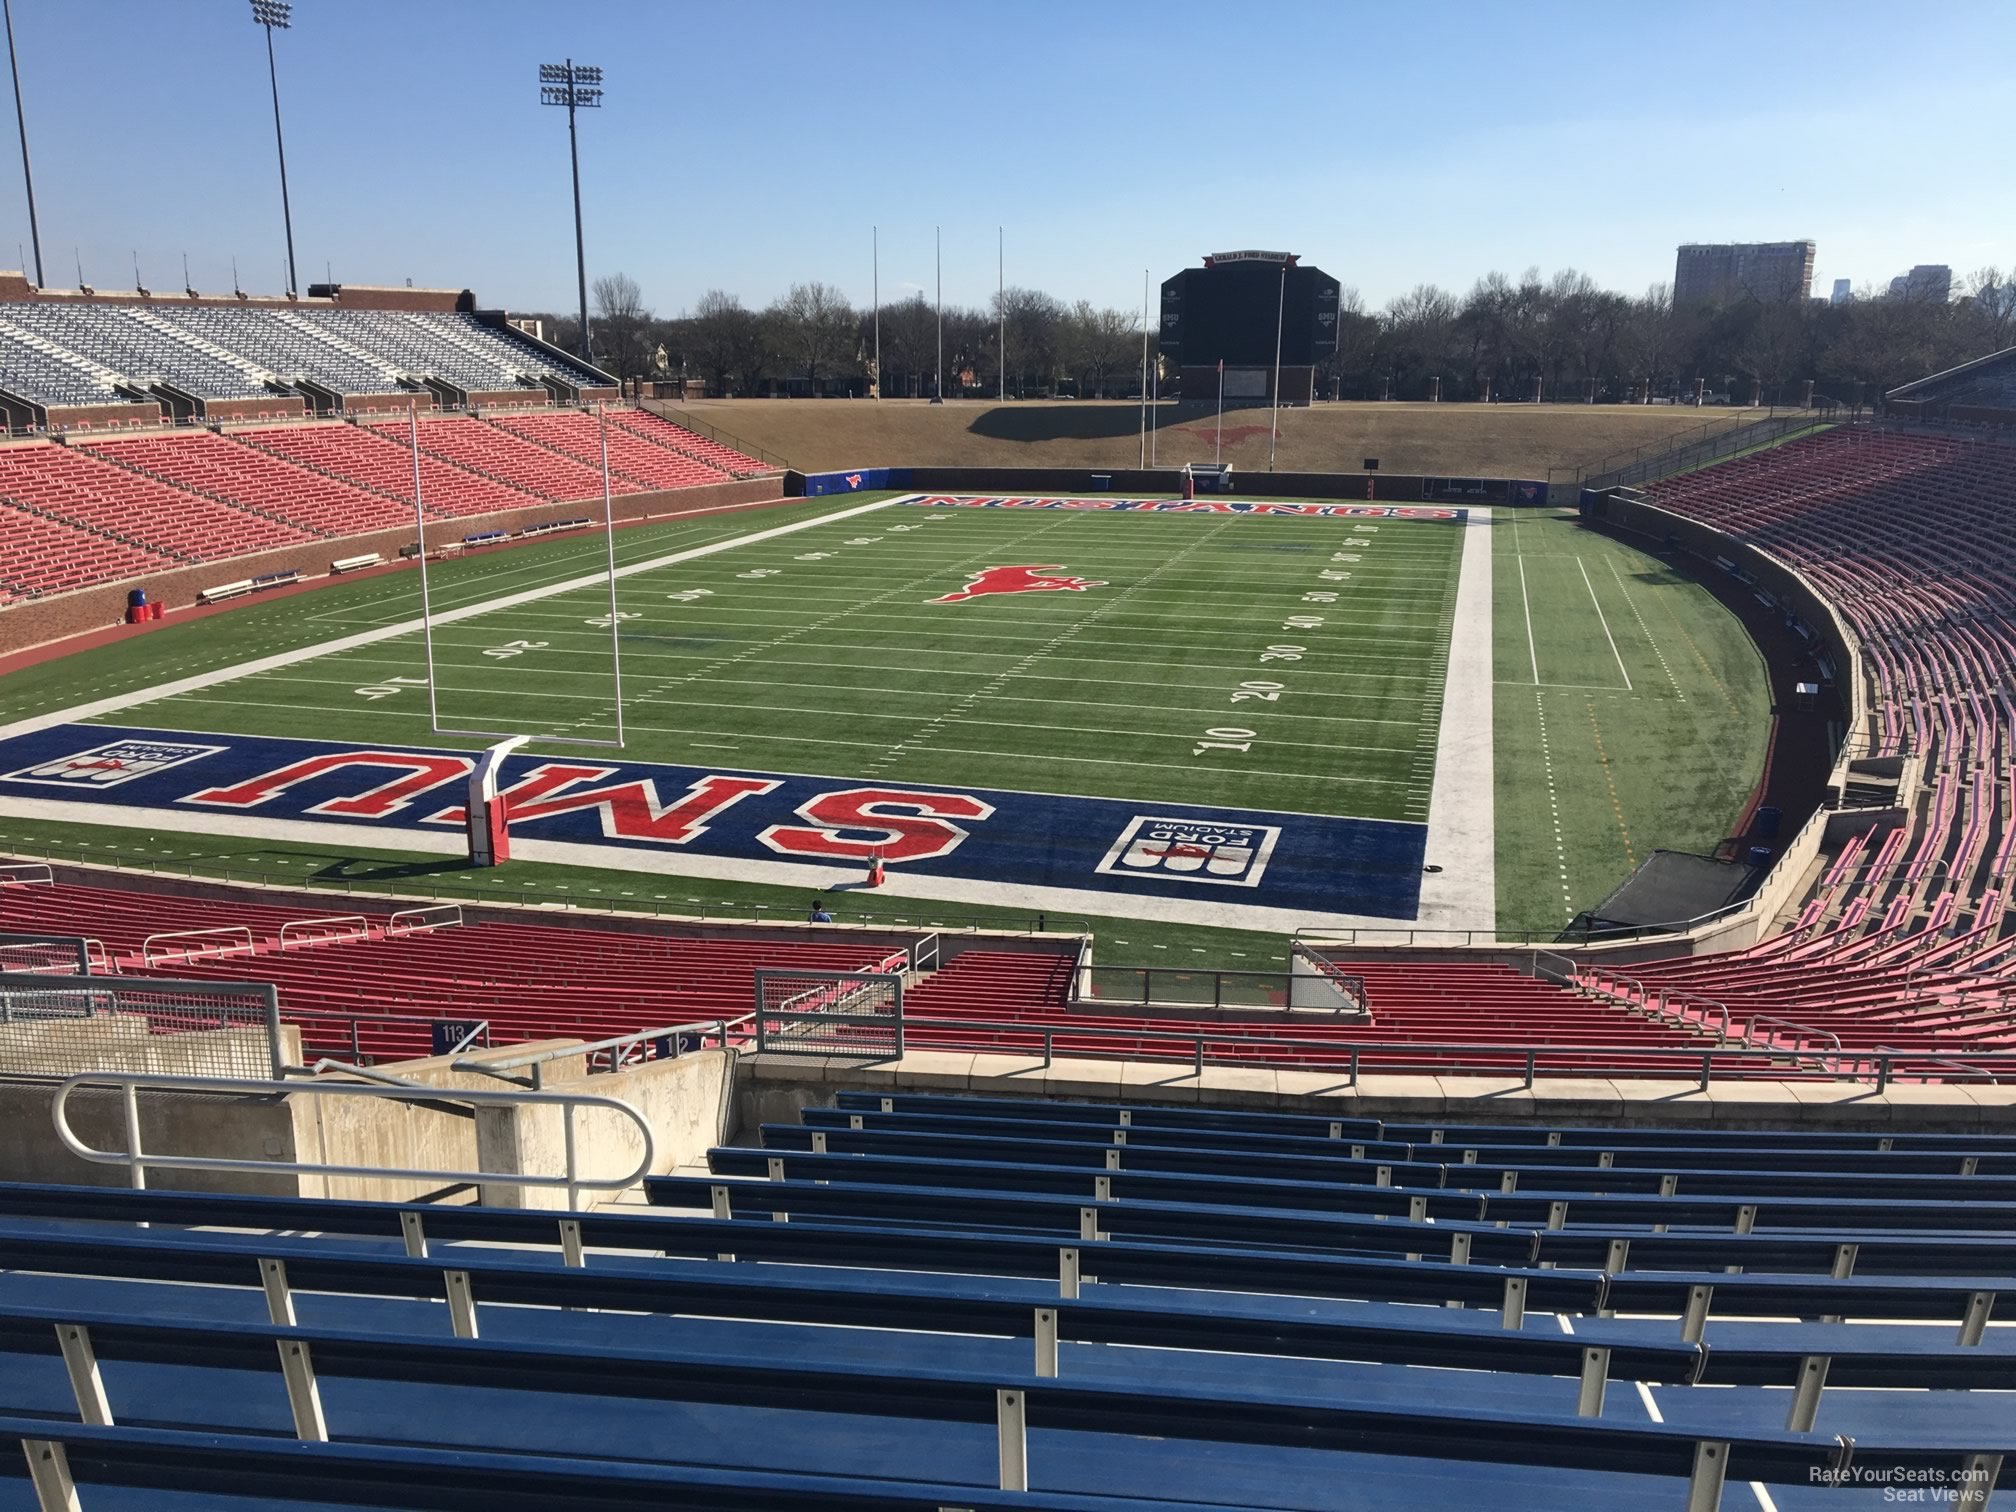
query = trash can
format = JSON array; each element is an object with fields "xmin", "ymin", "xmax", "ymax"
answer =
[
  {"xmin": 1754, "ymin": 805, "xmax": 1782, "ymax": 839},
  {"xmin": 1746, "ymin": 846, "xmax": 1772, "ymax": 868},
  {"xmin": 125, "ymin": 588, "xmax": 148, "ymax": 625}
]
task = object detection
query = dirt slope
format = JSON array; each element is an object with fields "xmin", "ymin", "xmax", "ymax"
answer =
[{"xmin": 658, "ymin": 399, "xmax": 1762, "ymax": 479}]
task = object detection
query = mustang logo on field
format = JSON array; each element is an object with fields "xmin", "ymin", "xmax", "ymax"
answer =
[{"xmin": 930, "ymin": 565, "xmax": 1109, "ymax": 604}]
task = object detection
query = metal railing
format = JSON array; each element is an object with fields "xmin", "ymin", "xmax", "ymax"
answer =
[
  {"xmin": 0, "ymin": 972, "xmax": 283, "ymax": 1080},
  {"xmin": 388, "ymin": 904, "xmax": 462, "ymax": 937},
  {"xmin": 52, "ymin": 1071, "xmax": 656, "ymax": 1210},
  {"xmin": 0, "ymin": 862, "xmax": 52, "ymax": 886},
  {"xmin": 1084, "ymin": 965, "xmax": 1293, "ymax": 1011},
  {"xmin": 277, "ymin": 914, "xmax": 372, "ymax": 950},
  {"xmin": 0, "ymin": 932, "xmax": 96, "ymax": 976},
  {"xmin": 887, "ymin": 1017, "xmax": 2016, "ymax": 1089},
  {"xmin": 139, "ymin": 926, "xmax": 254, "ymax": 968},
  {"xmin": 1581, "ymin": 412, "xmax": 1832, "ymax": 490},
  {"xmin": 455, "ymin": 1015, "xmax": 748, "ymax": 1088},
  {"xmin": 0, "ymin": 848, "xmax": 1085, "ymax": 939}
]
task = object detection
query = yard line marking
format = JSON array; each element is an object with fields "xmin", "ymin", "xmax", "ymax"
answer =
[
  {"xmin": 0, "ymin": 493, "xmax": 909, "ymax": 742},
  {"xmin": 1517, "ymin": 552, "xmax": 1540, "ymax": 685},
  {"xmin": 1578, "ymin": 556, "xmax": 1633, "ymax": 691},
  {"xmin": 1607, "ymin": 557, "xmax": 1684, "ymax": 701}
]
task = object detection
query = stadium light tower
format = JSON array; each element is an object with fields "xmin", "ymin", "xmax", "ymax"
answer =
[
  {"xmin": 249, "ymin": 1, "xmax": 298, "ymax": 297},
  {"xmin": 539, "ymin": 59, "xmax": 602, "ymax": 364},
  {"xmin": 2, "ymin": 0, "xmax": 42, "ymax": 288}
]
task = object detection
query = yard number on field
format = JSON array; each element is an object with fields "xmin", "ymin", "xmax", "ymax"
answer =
[{"xmin": 354, "ymin": 675, "xmax": 428, "ymax": 702}]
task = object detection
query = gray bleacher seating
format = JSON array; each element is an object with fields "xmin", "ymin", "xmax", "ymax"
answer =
[
  {"xmin": 0, "ymin": 328, "xmax": 128, "ymax": 406},
  {"xmin": 0, "ymin": 1092, "xmax": 2011, "ymax": 1509},
  {"xmin": 1, "ymin": 304, "xmax": 273, "ymax": 400},
  {"xmin": 0, "ymin": 303, "xmax": 609, "ymax": 416}
]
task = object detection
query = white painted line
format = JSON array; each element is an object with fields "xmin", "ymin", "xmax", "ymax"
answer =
[
  {"xmin": 1633, "ymin": 1380, "xmax": 1664, "ymax": 1423},
  {"xmin": 0, "ymin": 495, "xmax": 909, "ymax": 744},
  {"xmin": 1415, "ymin": 508, "xmax": 1494, "ymax": 933},
  {"xmin": 1517, "ymin": 551, "xmax": 1540, "ymax": 686},
  {"xmin": 1749, "ymin": 1484, "xmax": 1780, "ymax": 1512},
  {"xmin": 1578, "ymin": 556, "xmax": 1633, "ymax": 691}
]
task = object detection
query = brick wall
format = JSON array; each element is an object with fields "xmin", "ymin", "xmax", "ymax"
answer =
[
  {"xmin": 200, "ymin": 396, "xmax": 307, "ymax": 424},
  {"xmin": 44, "ymin": 402, "xmax": 162, "ymax": 431},
  {"xmin": 0, "ymin": 476, "xmax": 787, "ymax": 653}
]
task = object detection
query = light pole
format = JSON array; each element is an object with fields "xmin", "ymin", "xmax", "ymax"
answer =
[
  {"xmin": 539, "ymin": 59, "xmax": 602, "ymax": 364},
  {"xmin": 3, "ymin": 0, "xmax": 40, "ymax": 288},
  {"xmin": 249, "ymin": 1, "xmax": 297, "ymax": 296}
]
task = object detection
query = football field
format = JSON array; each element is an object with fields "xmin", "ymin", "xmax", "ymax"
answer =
[
  {"xmin": 0, "ymin": 491, "xmax": 1777, "ymax": 946},
  {"xmin": 119, "ymin": 496, "xmax": 1465, "ymax": 819},
  {"xmin": 0, "ymin": 493, "xmax": 1487, "ymax": 934}
]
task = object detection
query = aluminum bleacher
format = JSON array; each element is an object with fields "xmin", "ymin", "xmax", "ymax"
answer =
[
  {"xmin": 0, "ymin": 1092, "xmax": 2009, "ymax": 1509},
  {"xmin": 1623, "ymin": 428, "xmax": 2016, "ymax": 1073},
  {"xmin": 0, "ymin": 442, "xmax": 311, "ymax": 562},
  {"xmin": 367, "ymin": 413, "xmax": 617, "ymax": 501},
  {"xmin": 1, "ymin": 304, "xmax": 276, "ymax": 400},
  {"xmin": 78, "ymin": 430, "xmax": 413, "ymax": 537},
  {"xmin": 236, "ymin": 422, "xmax": 544, "ymax": 519},
  {"xmin": 487, "ymin": 409, "xmax": 731, "ymax": 492},
  {"xmin": 0, "ymin": 500, "xmax": 174, "ymax": 600}
]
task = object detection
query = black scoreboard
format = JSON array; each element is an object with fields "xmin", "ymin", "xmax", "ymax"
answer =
[{"xmin": 1159, "ymin": 252, "xmax": 1341, "ymax": 368}]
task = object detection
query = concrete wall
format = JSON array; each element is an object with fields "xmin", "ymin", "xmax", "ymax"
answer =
[{"xmin": 475, "ymin": 1048, "xmax": 731, "ymax": 1210}]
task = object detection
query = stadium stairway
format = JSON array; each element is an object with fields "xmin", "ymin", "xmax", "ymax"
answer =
[{"xmin": 0, "ymin": 1095, "xmax": 2012, "ymax": 1508}]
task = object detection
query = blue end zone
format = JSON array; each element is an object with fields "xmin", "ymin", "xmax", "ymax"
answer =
[{"xmin": 0, "ymin": 724, "xmax": 1428, "ymax": 920}]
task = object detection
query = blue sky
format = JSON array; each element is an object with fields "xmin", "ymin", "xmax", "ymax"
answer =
[{"xmin": 4, "ymin": 0, "xmax": 2009, "ymax": 318}]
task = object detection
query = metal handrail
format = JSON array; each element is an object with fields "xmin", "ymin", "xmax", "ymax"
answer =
[
  {"xmin": 277, "ymin": 914, "xmax": 371, "ymax": 950},
  {"xmin": 0, "ymin": 848, "xmax": 1087, "ymax": 939},
  {"xmin": 455, "ymin": 1014, "xmax": 749, "ymax": 1088},
  {"xmin": 878, "ymin": 1016, "xmax": 2016, "ymax": 1090},
  {"xmin": 140, "ymin": 926, "xmax": 254, "ymax": 967},
  {"xmin": 387, "ymin": 903, "xmax": 461, "ymax": 937},
  {"xmin": 51, "ymin": 1071, "xmax": 655, "ymax": 1209},
  {"xmin": 0, "ymin": 862, "xmax": 52, "ymax": 886}
]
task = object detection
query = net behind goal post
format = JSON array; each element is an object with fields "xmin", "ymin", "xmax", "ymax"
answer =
[{"xmin": 753, "ymin": 970, "xmax": 904, "ymax": 1061}]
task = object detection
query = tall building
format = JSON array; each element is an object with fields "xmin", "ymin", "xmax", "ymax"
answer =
[
  {"xmin": 1673, "ymin": 242, "xmax": 1816, "ymax": 306},
  {"xmin": 1831, "ymin": 279, "xmax": 1852, "ymax": 305},
  {"xmin": 1888, "ymin": 265, "xmax": 1953, "ymax": 302}
]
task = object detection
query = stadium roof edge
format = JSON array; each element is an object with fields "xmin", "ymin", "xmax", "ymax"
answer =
[{"xmin": 1886, "ymin": 343, "xmax": 2016, "ymax": 400}]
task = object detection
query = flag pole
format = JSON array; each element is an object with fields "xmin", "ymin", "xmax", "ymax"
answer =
[
  {"xmin": 1139, "ymin": 269, "xmax": 1148, "ymax": 469},
  {"xmin": 872, "ymin": 225, "xmax": 879, "ymax": 401},
  {"xmin": 998, "ymin": 225, "xmax": 1005, "ymax": 402},
  {"xmin": 1269, "ymin": 262, "xmax": 1286, "ymax": 472},
  {"xmin": 1216, "ymin": 360, "xmax": 1224, "ymax": 465},
  {"xmin": 935, "ymin": 225, "xmax": 943, "ymax": 402}
]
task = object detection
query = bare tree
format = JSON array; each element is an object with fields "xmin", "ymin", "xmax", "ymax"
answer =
[
  {"xmin": 689, "ymin": 290, "xmax": 764, "ymax": 396},
  {"xmin": 591, "ymin": 273, "xmax": 651, "ymax": 381},
  {"xmin": 767, "ymin": 281, "xmax": 857, "ymax": 390}
]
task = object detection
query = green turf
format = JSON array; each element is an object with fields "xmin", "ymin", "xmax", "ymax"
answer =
[
  {"xmin": 90, "ymin": 497, "xmax": 1467, "ymax": 823},
  {"xmin": 0, "ymin": 490, "xmax": 1772, "ymax": 956},
  {"xmin": 1490, "ymin": 507, "xmax": 1771, "ymax": 937}
]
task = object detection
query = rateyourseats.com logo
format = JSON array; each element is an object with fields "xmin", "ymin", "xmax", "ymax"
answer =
[
  {"xmin": 1809, "ymin": 1463, "xmax": 1994, "ymax": 1502},
  {"xmin": 4, "ymin": 740, "xmax": 225, "ymax": 789}
]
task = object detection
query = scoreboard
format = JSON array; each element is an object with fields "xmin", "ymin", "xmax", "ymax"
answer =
[{"xmin": 1159, "ymin": 253, "xmax": 1341, "ymax": 368}]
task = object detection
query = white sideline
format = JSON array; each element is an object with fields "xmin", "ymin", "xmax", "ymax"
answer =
[
  {"xmin": 1412, "ymin": 508, "xmax": 1496, "ymax": 933},
  {"xmin": 0, "ymin": 496, "xmax": 904, "ymax": 744}
]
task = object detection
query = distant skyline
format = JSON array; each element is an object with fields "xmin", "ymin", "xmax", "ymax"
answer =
[{"xmin": 0, "ymin": 0, "xmax": 2008, "ymax": 318}]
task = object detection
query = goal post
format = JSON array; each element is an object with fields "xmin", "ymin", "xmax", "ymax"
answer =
[
  {"xmin": 404, "ymin": 398, "xmax": 627, "ymax": 749},
  {"xmin": 753, "ymin": 970, "xmax": 904, "ymax": 1061}
]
